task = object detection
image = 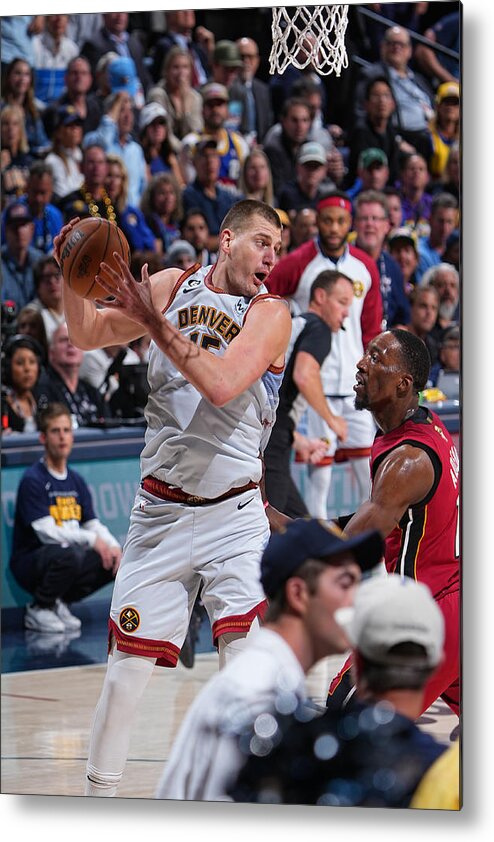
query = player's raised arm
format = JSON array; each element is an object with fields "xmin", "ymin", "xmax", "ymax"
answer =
[
  {"xmin": 53, "ymin": 221, "xmax": 180, "ymax": 350},
  {"xmin": 97, "ymin": 253, "xmax": 291, "ymax": 406}
]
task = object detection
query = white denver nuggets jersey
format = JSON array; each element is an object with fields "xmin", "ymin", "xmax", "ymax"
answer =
[{"xmin": 140, "ymin": 264, "xmax": 284, "ymax": 497}]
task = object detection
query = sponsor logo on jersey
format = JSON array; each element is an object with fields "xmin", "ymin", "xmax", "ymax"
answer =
[
  {"xmin": 235, "ymin": 297, "xmax": 250, "ymax": 316},
  {"xmin": 182, "ymin": 278, "xmax": 202, "ymax": 293},
  {"xmin": 352, "ymin": 280, "xmax": 365, "ymax": 299},
  {"xmin": 119, "ymin": 607, "xmax": 140, "ymax": 633}
]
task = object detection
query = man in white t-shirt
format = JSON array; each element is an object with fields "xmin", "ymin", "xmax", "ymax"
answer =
[{"xmin": 155, "ymin": 518, "xmax": 384, "ymax": 801}]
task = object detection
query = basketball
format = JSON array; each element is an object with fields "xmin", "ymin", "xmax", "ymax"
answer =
[{"xmin": 59, "ymin": 217, "xmax": 131, "ymax": 301}]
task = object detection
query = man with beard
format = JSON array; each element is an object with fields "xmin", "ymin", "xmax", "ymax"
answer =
[
  {"xmin": 422, "ymin": 262, "xmax": 460, "ymax": 347},
  {"xmin": 327, "ymin": 329, "xmax": 460, "ymax": 721}
]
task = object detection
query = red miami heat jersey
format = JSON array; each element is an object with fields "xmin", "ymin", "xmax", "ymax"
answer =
[{"xmin": 371, "ymin": 407, "xmax": 460, "ymax": 599}]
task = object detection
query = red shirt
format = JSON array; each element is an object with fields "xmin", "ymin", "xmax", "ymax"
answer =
[{"xmin": 371, "ymin": 407, "xmax": 460, "ymax": 599}]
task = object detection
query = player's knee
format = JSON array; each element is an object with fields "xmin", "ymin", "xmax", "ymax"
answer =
[{"xmin": 218, "ymin": 617, "xmax": 260, "ymax": 668}]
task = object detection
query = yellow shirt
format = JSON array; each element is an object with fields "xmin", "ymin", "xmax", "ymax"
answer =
[{"xmin": 410, "ymin": 740, "xmax": 460, "ymax": 810}]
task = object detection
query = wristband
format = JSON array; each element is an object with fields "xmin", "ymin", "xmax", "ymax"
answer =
[{"xmin": 264, "ymin": 500, "xmax": 269, "ymax": 509}]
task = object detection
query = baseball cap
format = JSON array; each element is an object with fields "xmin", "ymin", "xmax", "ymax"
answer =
[
  {"xmin": 436, "ymin": 81, "xmax": 460, "ymax": 104},
  {"xmin": 4, "ymin": 202, "xmax": 33, "ymax": 227},
  {"xmin": 201, "ymin": 82, "xmax": 229, "ymax": 103},
  {"xmin": 441, "ymin": 325, "xmax": 460, "ymax": 346},
  {"xmin": 139, "ymin": 102, "xmax": 167, "ymax": 133},
  {"xmin": 358, "ymin": 148, "xmax": 388, "ymax": 170},
  {"xmin": 56, "ymin": 104, "xmax": 83, "ymax": 127},
  {"xmin": 339, "ymin": 574, "xmax": 445, "ymax": 668},
  {"xmin": 388, "ymin": 226, "xmax": 418, "ymax": 253},
  {"xmin": 213, "ymin": 39, "xmax": 243, "ymax": 67},
  {"xmin": 193, "ymin": 137, "xmax": 219, "ymax": 158},
  {"xmin": 260, "ymin": 519, "xmax": 384, "ymax": 599},
  {"xmin": 108, "ymin": 56, "xmax": 139, "ymax": 96},
  {"xmin": 297, "ymin": 141, "xmax": 327, "ymax": 166}
]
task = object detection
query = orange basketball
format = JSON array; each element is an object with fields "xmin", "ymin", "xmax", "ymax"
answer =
[{"xmin": 59, "ymin": 217, "xmax": 131, "ymax": 301}]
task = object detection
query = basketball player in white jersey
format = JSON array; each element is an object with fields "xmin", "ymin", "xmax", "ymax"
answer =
[{"xmin": 53, "ymin": 200, "xmax": 292, "ymax": 797}]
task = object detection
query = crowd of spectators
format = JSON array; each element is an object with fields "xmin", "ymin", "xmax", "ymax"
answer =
[{"xmin": 1, "ymin": 6, "xmax": 461, "ymax": 436}]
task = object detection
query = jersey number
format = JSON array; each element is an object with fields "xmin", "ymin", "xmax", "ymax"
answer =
[{"xmin": 190, "ymin": 332, "xmax": 221, "ymax": 352}]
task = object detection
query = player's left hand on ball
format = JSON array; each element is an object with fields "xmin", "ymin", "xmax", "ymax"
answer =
[{"xmin": 53, "ymin": 217, "xmax": 80, "ymax": 267}]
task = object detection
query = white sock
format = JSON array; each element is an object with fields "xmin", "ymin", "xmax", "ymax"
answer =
[
  {"xmin": 218, "ymin": 616, "xmax": 260, "ymax": 669},
  {"xmin": 306, "ymin": 464, "xmax": 333, "ymax": 519},
  {"xmin": 85, "ymin": 648, "xmax": 156, "ymax": 796}
]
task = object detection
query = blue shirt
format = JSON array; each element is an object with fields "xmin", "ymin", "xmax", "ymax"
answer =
[
  {"xmin": 118, "ymin": 206, "xmax": 156, "ymax": 253},
  {"xmin": 417, "ymin": 237, "xmax": 441, "ymax": 283},
  {"xmin": 0, "ymin": 16, "xmax": 34, "ymax": 64},
  {"xmin": 1, "ymin": 243, "xmax": 45, "ymax": 310},
  {"xmin": 182, "ymin": 181, "xmax": 241, "ymax": 235},
  {"xmin": 379, "ymin": 250, "xmax": 411, "ymax": 327},
  {"xmin": 1, "ymin": 198, "xmax": 63, "ymax": 255},
  {"xmin": 11, "ymin": 458, "xmax": 96, "ymax": 561},
  {"xmin": 83, "ymin": 116, "xmax": 147, "ymax": 207}
]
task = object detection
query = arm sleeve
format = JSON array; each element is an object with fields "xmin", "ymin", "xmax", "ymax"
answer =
[
  {"xmin": 31, "ymin": 515, "xmax": 98, "ymax": 547},
  {"xmin": 360, "ymin": 256, "xmax": 383, "ymax": 349},
  {"xmin": 295, "ymin": 317, "xmax": 332, "ymax": 366}
]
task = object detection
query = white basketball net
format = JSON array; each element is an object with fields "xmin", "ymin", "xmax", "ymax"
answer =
[{"xmin": 270, "ymin": 4, "xmax": 349, "ymax": 77}]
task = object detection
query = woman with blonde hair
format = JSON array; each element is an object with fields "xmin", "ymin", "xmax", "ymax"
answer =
[
  {"xmin": 140, "ymin": 172, "xmax": 183, "ymax": 253},
  {"xmin": 1, "ymin": 58, "xmax": 49, "ymax": 156},
  {"xmin": 105, "ymin": 154, "xmax": 158, "ymax": 254},
  {"xmin": 147, "ymin": 46, "xmax": 203, "ymax": 142},
  {"xmin": 239, "ymin": 148, "xmax": 276, "ymax": 206},
  {"xmin": 1, "ymin": 104, "xmax": 33, "ymax": 205}
]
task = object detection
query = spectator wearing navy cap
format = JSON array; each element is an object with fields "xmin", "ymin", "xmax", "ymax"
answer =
[
  {"xmin": 231, "ymin": 576, "xmax": 451, "ymax": 809},
  {"xmin": 44, "ymin": 104, "xmax": 84, "ymax": 203},
  {"xmin": 155, "ymin": 518, "xmax": 384, "ymax": 802},
  {"xmin": 1, "ymin": 202, "xmax": 44, "ymax": 310},
  {"xmin": 1, "ymin": 160, "xmax": 63, "ymax": 256}
]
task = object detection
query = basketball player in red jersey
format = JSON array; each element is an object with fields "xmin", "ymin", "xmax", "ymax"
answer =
[{"xmin": 327, "ymin": 328, "xmax": 460, "ymax": 717}]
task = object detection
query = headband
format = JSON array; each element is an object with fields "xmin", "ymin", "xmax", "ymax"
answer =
[{"xmin": 317, "ymin": 196, "xmax": 352, "ymax": 215}]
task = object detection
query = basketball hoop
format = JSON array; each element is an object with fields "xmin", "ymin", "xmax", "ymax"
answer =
[{"xmin": 269, "ymin": 4, "xmax": 349, "ymax": 77}]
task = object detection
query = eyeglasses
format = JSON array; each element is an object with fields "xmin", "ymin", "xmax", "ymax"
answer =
[
  {"xmin": 240, "ymin": 53, "xmax": 258, "ymax": 59},
  {"xmin": 385, "ymin": 39, "xmax": 409, "ymax": 48}
]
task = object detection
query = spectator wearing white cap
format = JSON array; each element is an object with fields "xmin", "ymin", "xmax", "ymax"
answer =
[
  {"xmin": 230, "ymin": 575, "xmax": 456, "ymax": 809},
  {"xmin": 138, "ymin": 102, "xmax": 184, "ymax": 188}
]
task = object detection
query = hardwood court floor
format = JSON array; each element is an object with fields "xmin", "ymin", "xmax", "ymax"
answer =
[{"xmin": 2, "ymin": 649, "xmax": 459, "ymax": 800}]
